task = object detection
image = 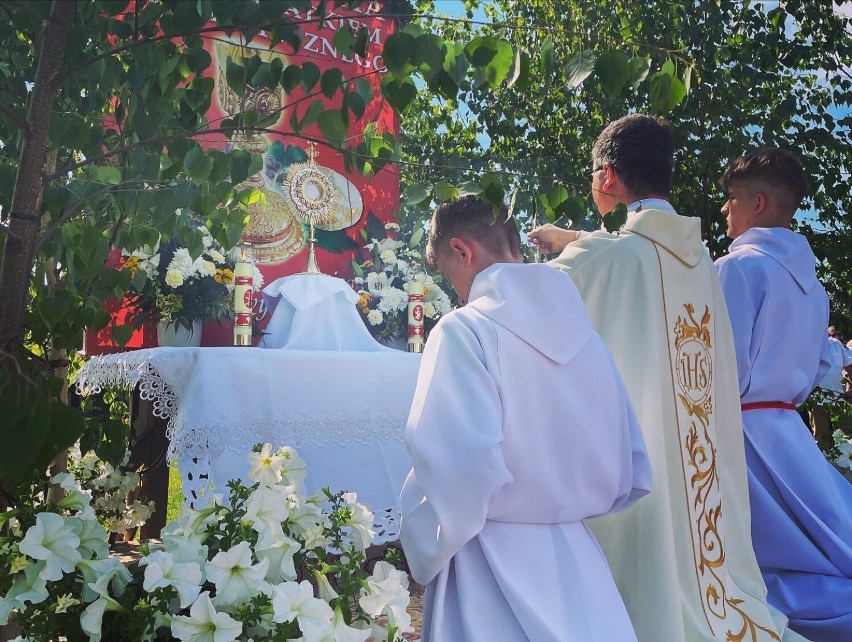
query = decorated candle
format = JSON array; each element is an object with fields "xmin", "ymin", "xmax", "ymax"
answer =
[
  {"xmin": 407, "ymin": 280, "xmax": 425, "ymax": 353},
  {"xmin": 233, "ymin": 243, "xmax": 254, "ymax": 346}
]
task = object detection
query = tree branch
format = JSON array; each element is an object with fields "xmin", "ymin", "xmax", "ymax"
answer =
[{"xmin": 0, "ymin": 102, "xmax": 30, "ymax": 137}]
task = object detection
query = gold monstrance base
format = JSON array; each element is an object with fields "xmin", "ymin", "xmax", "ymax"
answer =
[{"xmin": 301, "ymin": 222, "xmax": 322, "ymax": 275}]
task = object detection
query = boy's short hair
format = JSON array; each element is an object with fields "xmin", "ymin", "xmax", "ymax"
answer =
[
  {"xmin": 425, "ymin": 196, "xmax": 521, "ymax": 271},
  {"xmin": 592, "ymin": 114, "xmax": 674, "ymax": 197},
  {"xmin": 719, "ymin": 147, "xmax": 808, "ymax": 215}
]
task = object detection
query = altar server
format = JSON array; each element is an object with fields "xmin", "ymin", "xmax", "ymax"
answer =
[
  {"xmin": 400, "ymin": 195, "xmax": 651, "ymax": 641},
  {"xmin": 715, "ymin": 147, "xmax": 852, "ymax": 641},
  {"xmin": 530, "ymin": 115, "xmax": 804, "ymax": 641}
]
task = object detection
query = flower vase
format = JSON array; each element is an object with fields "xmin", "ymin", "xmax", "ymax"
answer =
[{"xmin": 157, "ymin": 319, "xmax": 202, "ymax": 347}]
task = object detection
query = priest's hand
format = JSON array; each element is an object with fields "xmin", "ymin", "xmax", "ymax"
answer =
[{"xmin": 529, "ymin": 224, "xmax": 581, "ymax": 254}]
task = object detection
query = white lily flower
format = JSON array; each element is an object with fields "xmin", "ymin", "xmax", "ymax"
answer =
[
  {"xmin": 171, "ymin": 591, "xmax": 243, "ymax": 642},
  {"xmin": 80, "ymin": 571, "xmax": 126, "ymax": 642},
  {"xmin": 77, "ymin": 557, "xmax": 132, "ymax": 603},
  {"xmin": 340, "ymin": 493, "xmax": 374, "ymax": 551},
  {"xmin": 277, "ymin": 446, "xmax": 307, "ymax": 490},
  {"xmin": 53, "ymin": 472, "xmax": 96, "ymax": 521},
  {"xmin": 255, "ymin": 524, "xmax": 300, "ymax": 583},
  {"xmin": 19, "ymin": 513, "xmax": 81, "ymax": 581},
  {"xmin": 270, "ymin": 580, "xmax": 333, "ymax": 641},
  {"xmin": 244, "ymin": 484, "xmax": 290, "ymax": 532},
  {"xmin": 319, "ymin": 606, "xmax": 370, "ymax": 642},
  {"xmin": 141, "ymin": 550, "xmax": 203, "ymax": 608},
  {"xmin": 246, "ymin": 443, "xmax": 285, "ymax": 486},
  {"xmin": 205, "ymin": 541, "xmax": 269, "ymax": 608}
]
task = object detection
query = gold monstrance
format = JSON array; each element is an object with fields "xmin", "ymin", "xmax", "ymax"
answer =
[{"xmin": 282, "ymin": 142, "xmax": 339, "ymax": 274}]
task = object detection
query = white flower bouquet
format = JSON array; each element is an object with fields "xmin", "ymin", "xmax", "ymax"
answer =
[
  {"xmin": 120, "ymin": 221, "xmax": 264, "ymax": 334},
  {"xmin": 0, "ymin": 444, "xmax": 412, "ymax": 641},
  {"xmin": 352, "ymin": 222, "xmax": 451, "ymax": 343}
]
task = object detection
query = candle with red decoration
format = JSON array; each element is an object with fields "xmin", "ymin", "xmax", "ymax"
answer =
[
  {"xmin": 233, "ymin": 243, "xmax": 255, "ymax": 346},
  {"xmin": 407, "ymin": 279, "xmax": 425, "ymax": 353}
]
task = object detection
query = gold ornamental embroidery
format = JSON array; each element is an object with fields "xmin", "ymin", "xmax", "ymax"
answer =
[{"xmin": 674, "ymin": 304, "xmax": 780, "ymax": 642}]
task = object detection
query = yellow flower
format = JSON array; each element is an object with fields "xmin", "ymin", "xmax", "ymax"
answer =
[
  {"xmin": 122, "ymin": 255, "xmax": 139, "ymax": 278},
  {"xmin": 357, "ymin": 292, "xmax": 372, "ymax": 313},
  {"xmin": 214, "ymin": 268, "xmax": 234, "ymax": 285}
]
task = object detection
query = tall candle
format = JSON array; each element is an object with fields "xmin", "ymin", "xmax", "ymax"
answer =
[
  {"xmin": 233, "ymin": 260, "xmax": 253, "ymax": 347},
  {"xmin": 407, "ymin": 280, "xmax": 425, "ymax": 353}
]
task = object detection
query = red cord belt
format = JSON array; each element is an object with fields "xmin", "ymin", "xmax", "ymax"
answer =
[{"xmin": 741, "ymin": 401, "xmax": 797, "ymax": 411}]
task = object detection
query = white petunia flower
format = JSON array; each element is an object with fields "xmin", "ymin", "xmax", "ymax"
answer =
[
  {"xmin": 19, "ymin": 513, "xmax": 82, "ymax": 582},
  {"xmin": 53, "ymin": 472, "xmax": 96, "ymax": 521},
  {"xmin": 141, "ymin": 550, "xmax": 203, "ymax": 608},
  {"xmin": 359, "ymin": 561, "xmax": 412, "ymax": 633},
  {"xmin": 277, "ymin": 446, "xmax": 307, "ymax": 490},
  {"xmin": 69, "ymin": 516, "xmax": 109, "ymax": 561},
  {"xmin": 80, "ymin": 571, "xmax": 127, "ymax": 642},
  {"xmin": 270, "ymin": 580, "xmax": 333, "ymax": 641},
  {"xmin": 171, "ymin": 591, "xmax": 242, "ymax": 642},
  {"xmin": 205, "ymin": 541, "xmax": 269, "ymax": 608},
  {"xmin": 366, "ymin": 309, "xmax": 383, "ymax": 326},
  {"xmin": 340, "ymin": 493, "xmax": 374, "ymax": 551},
  {"xmin": 836, "ymin": 441, "xmax": 852, "ymax": 470},
  {"xmin": 76, "ymin": 557, "xmax": 132, "ymax": 603},
  {"xmin": 0, "ymin": 561, "xmax": 49, "ymax": 625},
  {"xmin": 319, "ymin": 606, "xmax": 370, "ymax": 642},
  {"xmin": 244, "ymin": 484, "xmax": 291, "ymax": 532},
  {"xmin": 255, "ymin": 524, "xmax": 300, "ymax": 583},
  {"xmin": 246, "ymin": 443, "xmax": 285, "ymax": 486}
]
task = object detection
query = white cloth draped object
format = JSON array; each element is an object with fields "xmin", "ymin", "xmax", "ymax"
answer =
[
  {"xmin": 75, "ymin": 346, "xmax": 420, "ymax": 543},
  {"xmin": 259, "ymin": 274, "xmax": 392, "ymax": 351},
  {"xmin": 550, "ymin": 204, "xmax": 804, "ymax": 642},
  {"xmin": 400, "ymin": 263, "xmax": 651, "ymax": 641}
]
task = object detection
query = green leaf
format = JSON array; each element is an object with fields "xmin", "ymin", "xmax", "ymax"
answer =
[
  {"xmin": 281, "ymin": 63, "xmax": 301, "ymax": 93},
  {"xmin": 226, "ymin": 57, "xmax": 245, "ymax": 97},
  {"xmin": 628, "ymin": 56, "xmax": 651, "ymax": 89},
  {"xmin": 96, "ymin": 165, "xmax": 121, "ymax": 185},
  {"xmin": 478, "ymin": 173, "xmax": 505, "ymax": 210},
  {"xmin": 456, "ymin": 180, "xmax": 484, "ymax": 198},
  {"xmin": 683, "ymin": 63, "xmax": 694, "ymax": 95},
  {"xmin": 433, "ymin": 181, "xmax": 459, "ymax": 203},
  {"xmin": 321, "ymin": 68, "xmax": 344, "ymax": 99},
  {"xmin": 594, "ymin": 50, "xmax": 631, "ymax": 97},
  {"xmin": 466, "ymin": 36, "xmax": 514, "ymax": 89},
  {"xmin": 564, "ymin": 50, "xmax": 596, "ymax": 88},
  {"xmin": 649, "ymin": 70, "xmax": 687, "ymax": 113},
  {"xmin": 314, "ymin": 228, "xmax": 358, "ymax": 253},
  {"xmin": 405, "ymin": 182, "xmax": 432, "ymax": 208},
  {"xmin": 300, "ymin": 62, "xmax": 320, "ymax": 92},
  {"xmin": 381, "ymin": 77, "xmax": 417, "ymax": 113},
  {"xmin": 603, "ymin": 202, "xmax": 628, "ymax": 233},
  {"xmin": 184, "ymin": 146, "xmax": 214, "ymax": 183},
  {"xmin": 317, "ymin": 109, "xmax": 348, "ymax": 146},
  {"xmin": 333, "ymin": 24, "xmax": 354, "ymax": 53},
  {"xmin": 300, "ymin": 100, "xmax": 325, "ymax": 129},
  {"xmin": 409, "ymin": 226, "xmax": 425, "ymax": 247},
  {"xmin": 383, "ymin": 32, "xmax": 416, "ymax": 77},
  {"xmin": 507, "ymin": 48, "xmax": 530, "ymax": 90},
  {"xmin": 111, "ymin": 324, "xmax": 134, "ymax": 347}
]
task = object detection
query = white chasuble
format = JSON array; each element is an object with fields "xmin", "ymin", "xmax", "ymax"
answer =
[
  {"xmin": 549, "ymin": 206, "xmax": 805, "ymax": 642},
  {"xmin": 400, "ymin": 263, "xmax": 651, "ymax": 642}
]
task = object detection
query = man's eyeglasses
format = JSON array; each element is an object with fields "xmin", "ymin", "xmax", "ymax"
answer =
[{"xmin": 585, "ymin": 166, "xmax": 603, "ymax": 179}]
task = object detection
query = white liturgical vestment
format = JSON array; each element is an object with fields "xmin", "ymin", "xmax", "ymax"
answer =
[
  {"xmin": 550, "ymin": 202, "xmax": 805, "ymax": 642},
  {"xmin": 400, "ymin": 263, "xmax": 651, "ymax": 641}
]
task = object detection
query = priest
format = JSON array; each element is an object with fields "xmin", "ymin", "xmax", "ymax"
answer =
[
  {"xmin": 400, "ymin": 195, "xmax": 651, "ymax": 641},
  {"xmin": 530, "ymin": 115, "xmax": 804, "ymax": 641},
  {"xmin": 715, "ymin": 147, "xmax": 852, "ymax": 641}
]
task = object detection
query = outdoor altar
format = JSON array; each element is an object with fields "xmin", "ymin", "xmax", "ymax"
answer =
[{"xmin": 74, "ymin": 274, "xmax": 422, "ymax": 544}]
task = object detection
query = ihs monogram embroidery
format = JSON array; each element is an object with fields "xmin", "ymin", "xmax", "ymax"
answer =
[{"xmin": 673, "ymin": 304, "xmax": 780, "ymax": 642}]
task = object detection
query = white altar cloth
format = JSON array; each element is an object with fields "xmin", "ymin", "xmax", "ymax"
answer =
[{"xmin": 75, "ymin": 346, "xmax": 420, "ymax": 542}]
